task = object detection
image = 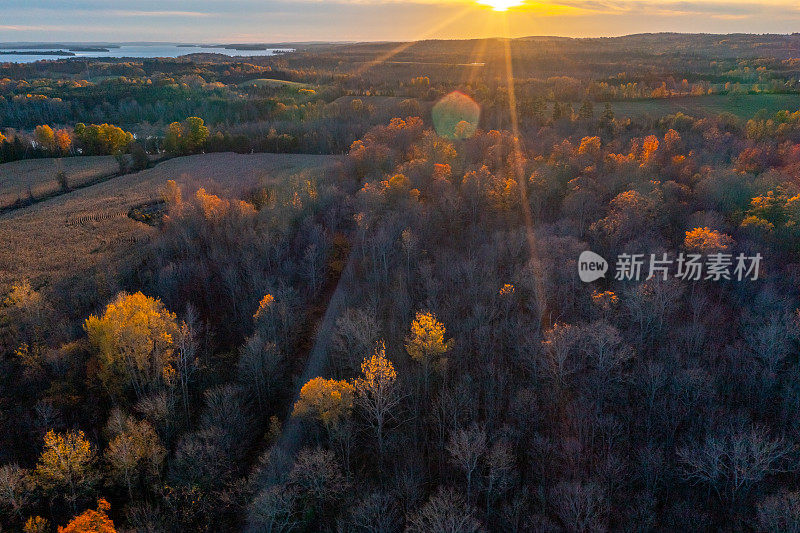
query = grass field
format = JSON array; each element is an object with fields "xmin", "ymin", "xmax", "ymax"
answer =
[
  {"xmin": 601, "ymin": 94, "xmax": 800, "ymax": 120},
  {"xmin": 0, "ymin": 156, "xmax": 119, "ymax": 209},
  {"xmin": 239, "ymin": 78, "xmax": 313, "ymax": 90},
  {"xmin": 0, "ymin": 152, "xmax": 341, "ymax": 295}
]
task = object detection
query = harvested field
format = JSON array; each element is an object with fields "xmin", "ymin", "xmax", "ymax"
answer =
[
  {"xmin": 0, "ymin": 152, "xmax": 341, "ymax": 295},
  {"xmin": 0, "ymin": 156, "xmax": 119, "ymax": 209}
]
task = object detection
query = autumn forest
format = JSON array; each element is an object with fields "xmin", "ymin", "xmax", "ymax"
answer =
[{"xmin": 4, "ymin": 33, "xmax": 800, "ymax": 531}]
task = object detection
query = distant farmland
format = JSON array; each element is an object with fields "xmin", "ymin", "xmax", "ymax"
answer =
[
  {"xmin": 0, "ymin": 152, "xmax": 341, "ymax": 295},
  {"xmin": 0, "ymin": 156, "xmax": 119, "ymax": 209},
  {"xmin": 239, "ymin": 78, "xmax": 314, "ymax": 90},
  {"xmin": 602, "ymin": 94, "xmax": 800, "ymax": 120}
]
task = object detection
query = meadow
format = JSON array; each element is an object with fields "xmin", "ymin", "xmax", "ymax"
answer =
[{"xmin": 607, "ymin": 93, "xmax": 800, "ymax": 120}]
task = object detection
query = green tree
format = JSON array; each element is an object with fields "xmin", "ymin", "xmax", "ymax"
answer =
[
  {"xmin": 579, "ymin": 100, "xmax": 595, "ymax": 120},
  {"xmin": 164, "ymin": 117, "xmax": 209, "ymax": 154},
  {"xmin": 601, "ymin": 102, "xmax": 615, "ymax": 123},
  {"xmin": 185, "ymin": 117, "xmax": 210, "ymax": 152}
]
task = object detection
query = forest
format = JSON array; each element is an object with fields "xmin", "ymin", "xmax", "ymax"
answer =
[{"xmin": 4, "ymin": 33, "xmax": 800, "ymax": 531}]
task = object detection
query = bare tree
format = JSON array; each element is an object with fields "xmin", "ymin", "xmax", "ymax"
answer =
[
  {"xmin": 0, "ymin": 464, "xmax": 31, "ymax": 520},
  {"xmin": 247, "ymin": 486, "xmax": 298, "ymax": 533},
  {"xmin": 238, "ymin": 333, "xmax": 283, "ymax": 410},
  {"xmin": 288, "ymin": 448, "xmax": 349, "ymax": 519},
  {"xmin": 742, "ymin": 310, "xmax": 796, "ymax": 375},
  {"xmin": 485, "ymin": 440, "xmax": 516, "ymax": 518},
  {"xmin": 757, "ymin": 491, "xmax": 800, "ymax": 533},
  {"xmin": 344, "ymin": 491, "xmax": 400, "ymax": 533},
  {"xmin": 549, "ymin": 481, "xmax": 608, "ymax": 532},
  {"xmin": 406, "ymin": 487, "xmax": 484, "ymax": 533},
  {"xmin": 176, "ymin": 304, "xmax": 200, "ymax": 423},
  {"xmin": 333, "ymin": 306, "xmax": 380, "ymax": 375},
  {"xmin": 541, "ymin": 323, "xmax": 581, "ymax": 388},
  {"xmin": 678, "ymin": 426, "xmax": 795, "ymax": 508},
  {"xmin": 447, "ymin": 425, "xmax": 487, "ymax": 504},
  {"xmin": 578, "ymin": 321, "xmax": 633, "ymax": 375},
  {"xmin": 622, "ymin": 278, "xmax": 684, "ymax": 349}
]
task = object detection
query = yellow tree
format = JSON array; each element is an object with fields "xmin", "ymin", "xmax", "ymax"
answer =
[
  {"xmin": 58, "ymin": 498, "xmax": 115, "ymax": 533},
  {"xmin": 0, "ymin": 131, "xmax": 6, "ymax": 144},
  {"xmin": 160, "ymin": 179, "xmax": 182, "ymax": 207},
  {"xmin": 75, "ymin": 124, "xmax": 132, "ymax": 155},
  {"xmin": 164, "ymin": 122, "xmax": 184, "ymax": 154},
  {"xmin": 639, "ymin": 134, "xmax": 660, "ymax": 165},
  {"xmin": 292, "ymin": 377, "xmax": 354, "ymax": 432},
  {"xmin": 84, "ymin": 292, "xmax": 179, "ymax": 399},
  {"xmin": 405, "ymin": 311, "xmax": 452, "ymax": 391},
  {"xmin": 54, "ymin": 129, "xmax": 73, "ymax": 154},
  {"xmin": 35, "ymin": 430, "xmax": 95, "ymax": 512},
  {"xmin": 355, "ymin": 341, "xmax": 400, "ymax": 464},
  {"xmin": 684, "ymin": 227, "xmax": 734, "ymax": 253},
  {"xmin": 2, "ymin": 279, "xmax": 48, "ymax": 348},
  {"xmin": 23, "ymin": 516, "xmax": 49, "ymax": 533},
  {"xmin": 34, "ymin": 125, "xmax": 55, "ymax": 151}
]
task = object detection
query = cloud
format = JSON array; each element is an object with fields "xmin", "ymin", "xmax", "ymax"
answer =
[
  {"xmin": 0, "ymin": 25, "xmax": 49, "ymax": 31},
  {"xmin": 2, "ymin": 0, "xmax": 800, "ymax": 42},
  {"xmin": 538, "ymin": 0, "xmax": 800, "ymax": 17},
  {"xmin": 106, "ymin": 10, "xmax": 212, "ymax": 18}
]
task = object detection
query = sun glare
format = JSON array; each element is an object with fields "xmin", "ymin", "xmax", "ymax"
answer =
[{"xmin": 480, "ymin": 0, "xmax": 524, "ymax": 11}]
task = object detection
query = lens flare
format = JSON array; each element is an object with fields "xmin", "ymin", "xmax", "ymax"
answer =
[
  {"xmin": 479, "ymin": 0, "xmax": 524, "ymax": 11},
  {"xmin": 432, "ymin": 92, "xmax": 480, "ymax": 140}
]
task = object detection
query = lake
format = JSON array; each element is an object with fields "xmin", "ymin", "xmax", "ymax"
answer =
[{"xmin": 0, "ymin": 44, "xmax": 292, "ymax": 64}]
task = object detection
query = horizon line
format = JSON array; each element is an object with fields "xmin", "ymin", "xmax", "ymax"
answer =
[{"xmin": 2, "ymin": 31, "xmax": 800, "ymax": 47}]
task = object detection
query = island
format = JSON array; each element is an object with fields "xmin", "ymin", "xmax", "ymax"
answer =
[
  {"xmin": 0, "ymin": 50, "xmax": 75, "ymax": 56},
  {"xmin": 68, "ymin": 47, "xmax": 111, "ymax": 52}
]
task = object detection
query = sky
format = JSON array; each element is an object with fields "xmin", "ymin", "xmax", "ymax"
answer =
[{"xmin": 1, "ymin": 0, "xmax": 800, "ymax": 43}]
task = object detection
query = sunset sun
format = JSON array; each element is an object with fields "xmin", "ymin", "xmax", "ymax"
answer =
[{"xmin": 480, "ymin": 0, "xmax": 524, "ymax": 11}]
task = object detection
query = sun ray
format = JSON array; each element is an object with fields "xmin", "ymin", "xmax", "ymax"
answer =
[
  {"xmin": 480, "ymin": 0, "xmax": 525, "ymax": 11},
  {"xmin": 463, "ymin": 23, "xmax": 492, "ymax": 86},
  {"xmin": 353, "ymin": 7, "xmax": 472, "ymax": 76},
  {"xmin": 499, "ymin": 12, "xmax": 549, "ymax": 329}
]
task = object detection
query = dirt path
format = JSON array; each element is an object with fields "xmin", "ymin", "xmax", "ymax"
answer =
[{"xmin": 273, "ymin": 251, "xmax": 357, "ymax": 457}]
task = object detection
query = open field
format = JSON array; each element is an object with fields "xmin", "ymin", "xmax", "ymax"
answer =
[
  {"xmin": 603, "ymin": 94, "xmax": 800, "ymax": 120},
  {"xmin": 0, "ymin": 152, "xmax": 341, "ymax": 294},
  {"xmin": 239, "ymin": 78, "xmax": 313, "ymax": 90},
  {"xmin": 0, "ymin": 155, "xmax": 119, "ymax": 209}
]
